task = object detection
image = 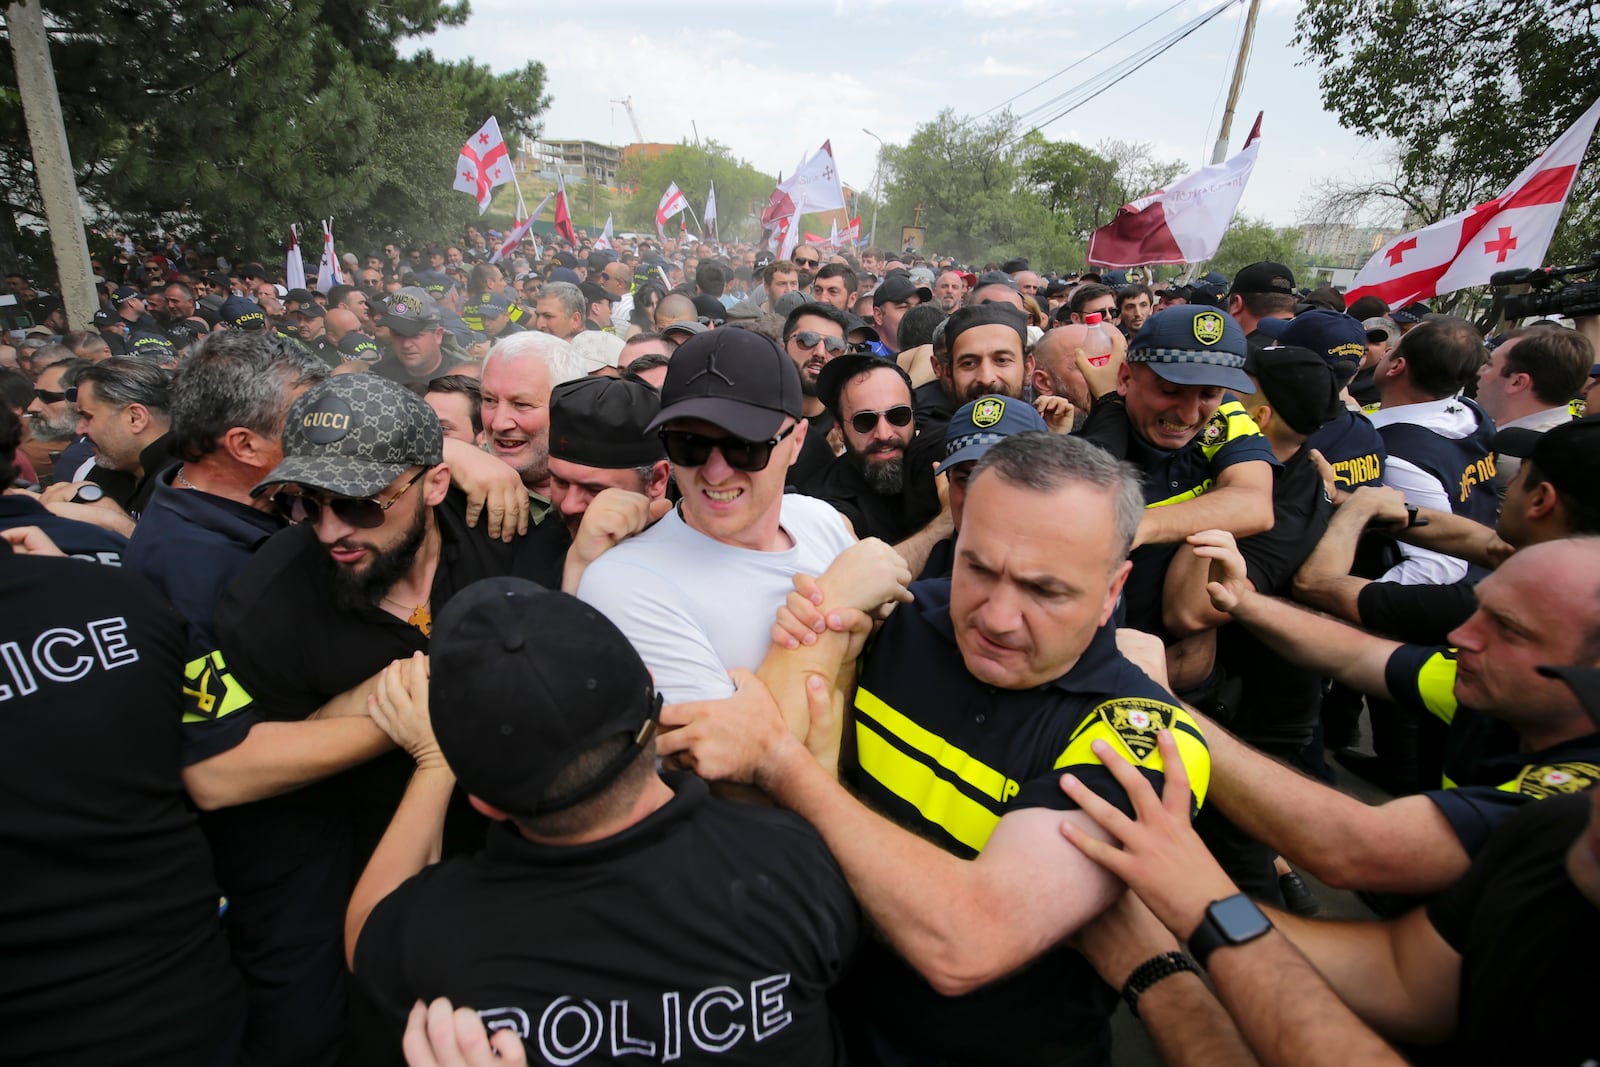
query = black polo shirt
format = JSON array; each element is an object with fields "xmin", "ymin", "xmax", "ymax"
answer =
[
  {"xmin": 125, "ymin": 469, "xmax": 283, "ymax": 764},
  {"xmin": 0, "ymin": 493, "xmax": 127, "ymax": 565},
  {"xmin": 1426, "ymin": 792, "xmax": 1600, "ymax": 1063},
  {"xmin": 355, "ymin": 775, "xmax": 858, "ymax": 1066},
  {"xmin": 799, "ymin": 450, "xmax": 917, "ymax": 542},
  {"xmin": 1357, "ymin": 578, "xmax": 1478, "ymax": 644},
  {"xmin": 0, "ymin": 550, "xmax": 243, "ymax": 1065},
  {"xmin": 1096, "ymin": 399, "xmax": 1277, "ymax": 632},
  {"xmin": 85, "ymin": 431, "xmax": 179, "ymax": 516},
  {"xmin": 836, "ymin": 579, "xmax": 1210, "ymax": 1066},
  {"xmin": 1382, "ymin": 644, "xmax": 1592, "ymax": 852}
]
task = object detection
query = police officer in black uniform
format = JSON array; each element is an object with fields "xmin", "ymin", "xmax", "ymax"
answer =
[{"xmin": 349, "ymin": 580, "xmax": 859, "ymax": 1065}]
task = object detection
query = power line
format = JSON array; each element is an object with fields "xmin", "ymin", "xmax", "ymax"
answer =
[
  {"xmin": 974, "ymin": 0, "xmax": 1195, "ymax": 120},
  {"xmin": 1000, "ymin": 0, "xmax": 1242, "ymax": 150}
]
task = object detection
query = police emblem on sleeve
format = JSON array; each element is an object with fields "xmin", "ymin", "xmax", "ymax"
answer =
[
  {"xmin": 1093, "ymin": 697, "xmax": 1177, "ymax": 762},
  {"xmin": 1512, "ymin": 761, "xmax": 1599, "ymax": 799},
  {"xmin": 1192, "ymin": 310, "xmax": 1225, "ymax": 346},
  {"xmin": 971, "ymin": 397, "xmax": 1005, "ymax": 428},
  {"xmin": 1200, "ymin": 409, "xmax": 1227, "ymax": 446}
]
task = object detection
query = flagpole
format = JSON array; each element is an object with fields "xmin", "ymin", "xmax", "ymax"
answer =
[
  {"xmin": 1211, "ymin": 0, "xmax": 1261, "ymax": 165},
  {"xmin": 682, "ymin": 201, "xmax": 704, "ymax": 236}
]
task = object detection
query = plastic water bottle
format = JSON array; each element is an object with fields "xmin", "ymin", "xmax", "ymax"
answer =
[{"xmin": 1083, "ymin": 312, "xmax": 1116, "ymax": 368}]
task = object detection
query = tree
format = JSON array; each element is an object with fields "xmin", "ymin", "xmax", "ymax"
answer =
[
  {"xmin": 879, "ymin": 109, "xmax": 1081, "ymax": 267},
  {"xmin": 1196, "ymin": 215, "xmax": 1306, "ymax": 281},
  {"xmin": 1021, "ymin": 136, "xmax": 1187, "ymax": 243},
  {"xmin": 616, "ymin": 140, "xmax": 775, "ymax": 243},
  {"xmin": 0, "ymin": 0, "xmax": 550, "ymax": 264},
  {"xmin": 1296, "ymin": 0, "xmax": 1600, "ymax": 264}
]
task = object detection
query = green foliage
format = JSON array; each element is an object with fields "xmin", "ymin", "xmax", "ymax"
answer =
[
  {"xmin": 1295, "ymin": 0, "xmax": 1600, "ymax": 263},
  {"xmin": 877, "ymin": 109, "xmax": 1079, "ymax": 267},
  {"xmin": 0, "ymin": 0, "xmax": 550, "ymax": 261},
  {"xmin": 1022, "ymin": 136, "xmax": 1186, "ymax": 243},
  {"xmin": 616, "ymin": 140, "xmax": 776, "ymax": 242},
  {"xmin": 1195, "ymin": 215, "xmax": 1306, "ymax": 281}
]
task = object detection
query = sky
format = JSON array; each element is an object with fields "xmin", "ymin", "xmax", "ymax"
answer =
[{"xmin": 407, "ymin": 0, "xmax": 1395, "ymax": 230}]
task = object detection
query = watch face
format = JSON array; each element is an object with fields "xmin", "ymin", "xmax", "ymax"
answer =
[
  {"xmin": 72, "ymin": 483, "xmax": 106, "ymax": 504},
  {"xmin": 1211, "ymin": 894, "xmax": 1273, "ymax": 941}
]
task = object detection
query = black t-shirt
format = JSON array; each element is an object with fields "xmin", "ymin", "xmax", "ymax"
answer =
[
  {"xmin": 799, "ymin": 450, "xmax": 917, "ymax": 543},
  {"xmin": 1426, "ymin": 792, "xmax": 1600, "ymax": 1064},
  {"xmin": 1214, "ymin": 444, "xmax": 1332, "ymax": 744},
  {"xmin": 786, "ymin": 410, "xmax": 836, "ymax": 488},
  {"xmin": 355, "ymin": 775, "xmax": 859, "ymax": 1066},
  {"xmin": 1358, "ymin": 578, "xmax": 1478, "ymax": 644},
  {"xmin": 0, "ymin": 551, "xmax": 244, "ymax": 1064}
]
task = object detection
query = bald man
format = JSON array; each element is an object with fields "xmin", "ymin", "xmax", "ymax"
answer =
[{"xmin": 653, "ymin": 293, "xmax": 699, "ymax": 332}]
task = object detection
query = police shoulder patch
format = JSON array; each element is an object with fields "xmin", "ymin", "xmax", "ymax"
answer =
[
  {"xmin": 1192, "ymin": 310, "xmax": 1225, "ymax": 346},
  {"xmin": 1512, "ymin": 761, "xmax": 1599, "ymax": 799},
  {"xmin": 1092, "ymin": 696, "xmax": 1180, "ymax": 763},
  {"xmin": 971, "ymin": 397, "xmax": 1005, "ymax": 428},
  {"xmin": 182, "ymin": 649, "xmax": 254, "ymax": 725},
  {"xmin": 1200, "ymin": 409, "xmax": 1228, "ymax": 446}
]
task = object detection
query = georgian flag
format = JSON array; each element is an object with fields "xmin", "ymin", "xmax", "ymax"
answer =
[
  {"xmin": 704, "ymin": 183, "xmax": 717, "ymax": 242},
  {"xmin": 1345, "ymin": 96, "xmax": 1600, "ymax": 309},
  {"xmin": 595, "ymin": 213, "xmax": 615, "ymax": 251},
  {"xmin": 656, "ymin": 182, "xmax": 688, "ymax": 240},
  {"xmin": 491, "ymin": 192, "xmax": 555, "ymax": 264},
  {"xmin": 453, "ymin": 116, "xmax": 512, "ymax": 215},
  {"xmin": 316, "ymin": 219, "xmax": 342, "ymax": 293}
]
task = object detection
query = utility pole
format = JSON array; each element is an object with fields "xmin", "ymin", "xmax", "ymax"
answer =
[
  {"xmin": 862, "ymin": 128, "xmax": 884, "ymax": 249},
  {"xmin": 6, "ymin": 0, "xmax": 97, "ymax": 329},
  {"xmin": 1210, "ymin": 0, "xmax": 1261, "ymax": 164}
]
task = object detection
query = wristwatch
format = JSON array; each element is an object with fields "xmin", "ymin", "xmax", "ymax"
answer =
[{"xmin": 1186, "ymin": 893, "xmax": 1273, "ymax": 969}]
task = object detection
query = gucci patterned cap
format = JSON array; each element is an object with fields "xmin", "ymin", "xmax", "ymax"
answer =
[{"xmin": 252, "ymin": 374, "xmax": 443, "ymax": 498}]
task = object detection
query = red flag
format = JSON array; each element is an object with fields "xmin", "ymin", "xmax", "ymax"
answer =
[
  {"xmin": 1345, "ymin": 96, "xmax": 1600, "ymax": 308},
  {"xmin": 553, "ymin": 171, "xmax": 578, "ymax": 246}
]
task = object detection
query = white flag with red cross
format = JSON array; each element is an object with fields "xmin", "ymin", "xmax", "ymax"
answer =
[
  {"xmin": 1345, "ymin": 96, "xmax": 1600, "ymax": 309},
  {"xmin": 453, "ymin": 116, "xmax": 512, "ymax": 215}
]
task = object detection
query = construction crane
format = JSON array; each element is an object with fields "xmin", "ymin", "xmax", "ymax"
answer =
[{"xmin": 610, "ymin": 97, "xmax": 645, "ymax": 143}]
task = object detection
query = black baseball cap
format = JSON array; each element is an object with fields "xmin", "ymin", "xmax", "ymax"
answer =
[
  {"xmin": 337, "ymin": 332, "xmax": 379, "ymax": 362},
  {"xmin": 549, "ymin": 376, "xmax": 666, "ymax": 469},
  {"xmin": 874, "ymin": 274, "xmax": 933, "ymax": 306},
  {"xmin": 815, "ymin": 353, "xmax": 910, "ymax": 416},
  {"xmin": 429, "ymin": 579, "xmax": 661, "ymax": 815},
  {"xmin": 284, "ymin": 288, "xmax": 315, "ymax": 307},
  {"xmin": 221, "ymin": 295, "xmax": 266, "ymax": 331},
  {"xmin": 111, "ymin": 285, "xmax": 142, "ymax": 306},
  {"xmin": 254, "ymin": 374, "xmax": 443, "ymax": 499},
  {"xmin": 1229, "ymin": 261, "xmax": 1297, "ymax": 296},
  {"xmin": 1493, "ymin": 415, "xmax": 1600, "ymax": 509},
  {"xmin": 1241, "ymin": 344, "xmax": 1342, "ymax": 435},
  {"xmin": 647, "ymin": 328, "xmax": 802, "ymax": 441}
]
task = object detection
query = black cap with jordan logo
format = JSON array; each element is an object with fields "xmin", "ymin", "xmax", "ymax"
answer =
[{"xmin": 647, "ymin": 328, "xmax": 802, "ymax": 441}]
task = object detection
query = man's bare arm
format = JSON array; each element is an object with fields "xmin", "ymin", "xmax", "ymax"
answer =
[
  {"xmin": 660, "ymin": 678, "xmax": 1124, "ymax": 996},
  {"xmin": 183, "ymin": 666, "xmax": 396, "ymax": 810},
  {"xmin": 1200, "ymin": 714, "xmax": 1471, "ymax": 893},
  {"xmin": 1191, "ymin": 530, "xmax": 1400, "ymax": 701}
]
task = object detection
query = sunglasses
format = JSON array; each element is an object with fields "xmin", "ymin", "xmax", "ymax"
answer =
[
  {"xmin": 848, "ymin": 405, "xmax": 913, "ymax": 435},
  {"xmin": 792, "ymin": 331, "xmax": 848, "ymax": 354},
  {"xmin": 794, "ymin": 258, "xmax": 820, "ymax": 268},
  {"xmin": 272, "ymin": 468, "xmax": 426, "ymax": 529},
  {"xmin": 34, "ymin": 387, "xmax": 68, "ymax": 404},
  {"xmin": 659, "ymin": 423, "xmax": 797, "ymax": 472}
]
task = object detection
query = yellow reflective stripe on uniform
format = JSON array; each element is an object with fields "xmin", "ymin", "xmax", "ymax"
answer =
[
  {"xmin": 1052, "ymin": 699, "xmax": 1212, "ymax": 808},
  {"xmin": 181, "ymin": 649, "xmax": 253, "ymax": 724},
  {"xmin": 1147, "ymin": 401, "xmax": 1263, "ymax": 509},
  {"xmin": 854, "ymin": 721, "xmax": 1003, "ymax": 853},
  {"xmin": 1414, "ymin": 650, "xmax": 1459, "ymax": 725},
  {"xmin": 854, "ymin": 686, "xmax": 1018, "ymax": 802}
]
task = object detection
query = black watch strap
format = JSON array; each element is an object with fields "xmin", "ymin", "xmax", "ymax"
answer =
[
  {"xmin": 1188, "ymin": 893, "xmax": 1273, "ymax": 970},
  {"xmin": 1120, "ymin": 952, "xmax": 1201, "ymax": 1018}
]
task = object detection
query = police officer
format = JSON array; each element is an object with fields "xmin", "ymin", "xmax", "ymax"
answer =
[{"xmin": 348, "ymin": 581, "xmax": 859, "ymax": 1064}]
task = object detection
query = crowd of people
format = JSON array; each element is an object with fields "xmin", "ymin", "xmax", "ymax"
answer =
[{"xmin": 3, "ymin": 222, "xmax": 1599, "ymax": 1067}]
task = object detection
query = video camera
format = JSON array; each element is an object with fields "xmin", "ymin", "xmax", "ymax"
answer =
[{"xmin": 1491, "ymin": 253, "xmax": 1600, "ymax": 320}]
